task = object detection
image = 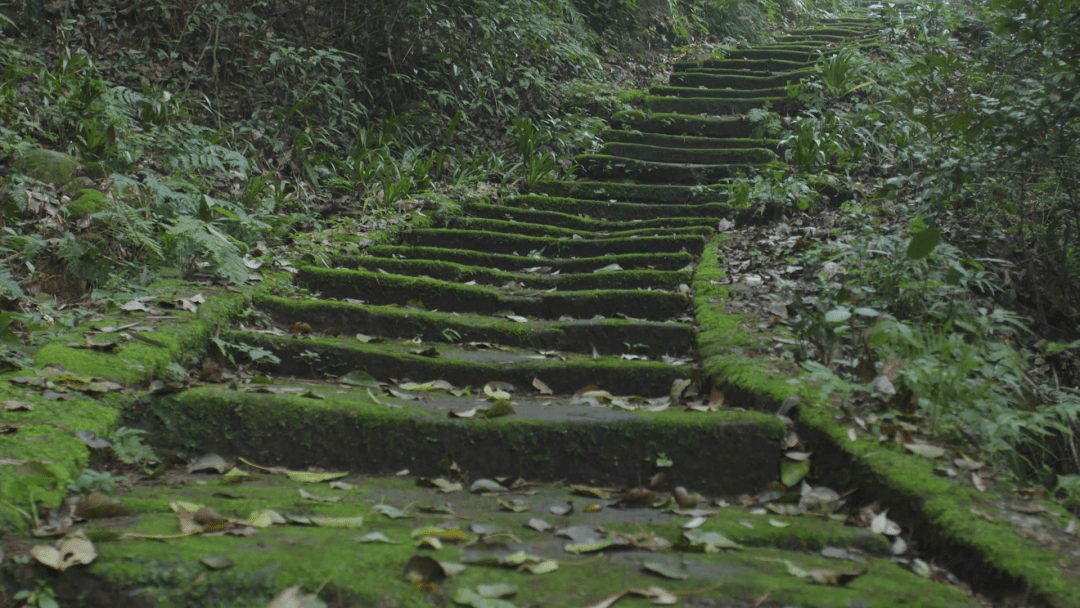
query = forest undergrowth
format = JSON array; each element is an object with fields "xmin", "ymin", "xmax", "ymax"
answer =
[{"xmin": 1, "ymin": 0, "xmax": 1079, "ymax": 512}]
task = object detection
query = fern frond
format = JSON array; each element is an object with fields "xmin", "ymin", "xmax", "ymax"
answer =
[
  {"xmin": 0, "ymin": 262, "xmax": 23, "ymax": 299},
  {"xmin": 168, "ymin": 216, "xmax": 248, "ymax": 284}
]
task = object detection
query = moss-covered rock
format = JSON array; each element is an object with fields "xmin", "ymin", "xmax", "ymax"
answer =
[{"xmin": 16, "ymin": 148, "xmax": 79, "ymax": 186}]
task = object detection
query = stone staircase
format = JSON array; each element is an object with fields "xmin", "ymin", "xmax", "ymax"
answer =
[{"xmin": 44, "ymin": 11, "xmax": 993, "ymax": 608}]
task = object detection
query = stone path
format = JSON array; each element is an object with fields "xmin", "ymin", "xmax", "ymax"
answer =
[{"xmin": 6, "ymin": 8, "xmax": 1011, "ymax": 608}]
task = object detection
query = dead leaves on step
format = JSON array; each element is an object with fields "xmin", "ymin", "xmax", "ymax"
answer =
[{"xmin": 29, "ymin": 530, "xmax": 97, "ymax": 571}]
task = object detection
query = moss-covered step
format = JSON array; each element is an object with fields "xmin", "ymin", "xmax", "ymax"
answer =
[
  {"xmin": 575, "ymin": 153, "xmax": 760, "ymax": 185},
  {"xmin": 600, "ymin": 129, "xmax": 780, "ymax": 151},
  {"xmin": 612, "ymin": 110, "xmax": 757, "ymax": 138},
  {"xmin": 669, "ymin": 71, "xmax": 811, "ymax": 90},
  {"xmin": 526, "ymin": 180, "xmax": 727, "ymax": 205},
  {"xmin": 366, "ymin": 245, "xmax": 695, "ymax": 272},
  {"xmin": 597, "ymin": 142, "xmax": 776, "ymax": 165},
  {"xmin": 256, "ymin": 294, "xmax": 695, "ymax": 356},
  {"xmin": 296, "ymin": 267, "xmax": 690, "ymax": 321},
  {"xmin": 223, "ymin": 331, "xmax": 693, "ymax": 397},
  {"xmin": 692, "ymin": 241, "xmax": 1080, "ymax": 607},
  {"xmin": 672, "ymin": 58, "xmax": 814, "ymax": 72},
  {"xmin": 440, "ymin": 216, "xmax": 713, "ymax": 240},
  {"xmin": 717, "ymin": 48, "xmax": 819, "ymax": 62},
  {"xmin": 787, "ymin": 26, "xmax": 873, "ymax": 36},
  {"xmin": 53, "ymin": 471, "xmax": 984, "ymax": 608},
  {"xmin": 462, "ymin": 201, "xmax": 718, "ymax": 231},
  {"xmin": 644, "ymin": 95, "xmax": 788, "ymax": 116},
  {"xmin": 400, "ymin": 228, "xmax": 706, "ymax": 257},
  {"xmin": 779, "ymin": 33, "xmax": 862, "ymax": 43},
  {"xmin": 510, "ymin": 194, "xmax": 733, "ymax": 221},
  {"xmin": 332, "ymin": 254, "xmax": 693, "ymax": 292},
  {"xmin": 649, "ymin": 84, "xmax": 790, "ymax": 99}
]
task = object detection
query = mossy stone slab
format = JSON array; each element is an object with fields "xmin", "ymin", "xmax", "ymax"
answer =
[{"xmin": 16, "ymin": 148, "xmax": 79, "ymax": 185}]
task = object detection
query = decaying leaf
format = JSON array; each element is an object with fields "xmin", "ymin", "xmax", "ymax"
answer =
[
  {"xmin": 309, "ymin": 516, "xmax": 364, "ymax": 528},
  {"xmin": 355, "ymin": 531, "xmax": 399, "ymax": 544},
  {"xmin": 340, "ymin": 371, "xmax": 381, "ymax": 388},
  {"xmin": 781, "ymin": 458, "xmax": 810, "ymax": 487},
  {"xmin": 642, "ymin": 560, "xmax": 689, "ymax": 580},
  {"xmin": 298, "ymin": 488, "xmax": 340, "ymax": 503},
  {"xmin": 682, "ymin": 529, "xmax": 743, "ymax": 551},
  {"xmin": 904, "ymin": 443, "xmax": 946, "ymax": 459},
  {"xmin": 870, "ymin": 510, "xmax": 901, "ymax": 536},
  {"xmin": 264, "ymin": 585, "xmax": 320, "ymax": 608},
  {"xmin": 188, "ymin": 453, "xmax": 232, "ymax": 474},
  {"xmin": 200, "ymin": 556, "xmax": 234, "ymax": 570},
  {"xmin": 74, "ymin": 430, "xmax": 111, "ymax": 449},
  {"xmin": 629, "ymin": 586, "xmax": 678, "ymax": 605},
  {"xmin": 532, "ymin": 377, "xmax": 553, "ymax": 395},
  {"xmin": 669, "ymin": 378, "xmax": 691, "ymax": 402},
  {"xmin": 470, "ymin": 479, "xmax": 508, "ymax": 493},
  {"xmin": 372, "ymin": 504, "xmax": 411, "ymax": 519},
  {"xmin": 30, "ymin": 531, "xmax": 97, "ymax": 571}
]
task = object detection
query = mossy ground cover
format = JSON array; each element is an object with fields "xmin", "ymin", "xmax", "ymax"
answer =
[
  {"xmin": 42, "ymin": 470, "xmax": 982, "ymax": 608},
  {"xmin": 4, "ymin": 10, "xmax": 1070, "ymax": 608},
  {"xmin": 692, "ymin": 240, "xmax": 1080, "ymax": 606}
]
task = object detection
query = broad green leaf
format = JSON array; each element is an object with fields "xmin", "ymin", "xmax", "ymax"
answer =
[
  {"xmin": 286, "ymin": 470, "xmax": 348, "ymax": 483},
  {"xmin": 824, "ymin": 308, "xmax": 851, "ymax": 324},
  {"xmin": 781, "ymin": 458, "xmax": 811, "ymax": 487},
  {"xmin": 340, "ymin": 370, "xmax": 380, "ymax": 388},
  {"xmin": 906, "ymin": 227, "xmax": 941, "ymax": 260}
]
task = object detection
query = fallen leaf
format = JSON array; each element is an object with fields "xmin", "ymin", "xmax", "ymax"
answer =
[
  {"xmin": 2, "ymin": 400, "xmax": 32, "ymax": 411},
  {"xmin": 642, "ymin": 560, "xmax": 689, "ymax": 580},
  {"xmin": 188, "ymin": 453, "xmax": 231, "ymax": 474},
  {"xmin": 30, "ymin": 531, "xmax": 97, "ymax": 571},
  {"xmin": 200, "ymin": 556, "xmax": 234, "ymax": 570},
  {"xmin": 74, "ymin": 430, "xmax": 111, "ymax": 449},
  {"xmin": 525, "ymin": 518, "xmax": 554, "ymax": 532},
  {"xmin": 299, "ymin": 488, "xmax": 340, "ymax": 503},
  {"xmin": 264, "ymin": 585, "xmax": 319, "ymax": 608},
  {"xmin": 76, "ymin": 493, "xmax": 128, "ymax": 518},
  {"xmin": 904, "ymin": 443, "xmax": 946, "ymax": 459},
  {"xmin": 355, "ymin": 531, "xmax": 399, "ymax": 544},
  {"xmin": 532, "ymin": 377, "xmax": 553, "ymax": 395},
  {"xmin": 585, "ymin": 591, "xmax": 627, "ymax": 608},
  {"xmin": 340, "ymin": 371, "xmax": 380, "ymax": 388}
]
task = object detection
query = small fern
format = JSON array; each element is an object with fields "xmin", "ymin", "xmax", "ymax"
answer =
[
  {"xmin": 167, "ymin": 216, "xmax": 248, "ymax": 284},
  {"xmin": 0, "ymin": 262, "xmax": 23, "ymax": 299}
]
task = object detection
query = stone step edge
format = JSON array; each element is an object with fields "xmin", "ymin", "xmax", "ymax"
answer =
[{"xmin": 692, "ymin": 241, "xmax": 1079, "ymax": 608}]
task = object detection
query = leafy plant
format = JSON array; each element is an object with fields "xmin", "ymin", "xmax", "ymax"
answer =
[
  {"xmin": 107, "ymin": 427, "xmax": 159, "ymax": 465},
  {"xmin": 13, "ymin": 581, "xmax": 60, "ymax": 608},
  {"xmin": 67, "ymin": 468, "xmax": 127, "ymax": 497}
]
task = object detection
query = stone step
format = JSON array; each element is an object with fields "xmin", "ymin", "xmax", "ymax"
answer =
[
  {"xmin": 257, "ymin": 293, "xmax": 696, "ymax": 356},
  {"xmin": 228, "ymin": 330, "xmax": 693, "ymax": 397},
  {"xmin": 596, "ymin": 142, "xmax": 777, "ymax": 165},
  {"xmin": 335, "ymin": 254, "xmax": 693, "ymax": 291},
  {"xmin": 296, "ymin": 267, "xmax": 691, "ymax": 321},
  {"xmin": 463, "ymin": 200, "xmax": 719, "ymax": 230},
  {"xmin": 399, "ymin": 228, "xmax": 706, "ymax": 257},
  {"xmin": 644, "ymin": 95, "xmax": 788, "ymax": 116},
  {"xmin": 611, "ymin": 110, "xmax": 756, "ymax": 138},
  {"xmin": 669, "ymin": 71, "xmax": 810, "ymax": 90},
  {"xmin": 440, "ymin": 216, "xmax": 713, "ymax": 240},
  {"xmin": 366, "ymin": 245, "xmax": 696, "ymax": 272},
  {"xmin": 650, "ymin": 84, "xmax": 789, "ymax": 99},
  {"xmin": 575, "ymin": 154, "xmax": 761, "ymax": 185},
  {"xmin": 600, "ymin": 129, "xmax": 779, "ymax": 151},
  {"xmin": 525, "ymin": 181, "xmax": 727, "ymax": 204},
  {"xmin": 671, "ymin": 58, "xmax": 814, "ymax": 72}
]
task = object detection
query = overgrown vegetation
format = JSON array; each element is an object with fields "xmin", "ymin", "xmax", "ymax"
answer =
[
  {"xmin": 726, "ymin": 0, "xmax": 1080, "ymax": 507},
  {"xmin": 0, "ymin": 0, "xmax": 831, "ymax": 311}
]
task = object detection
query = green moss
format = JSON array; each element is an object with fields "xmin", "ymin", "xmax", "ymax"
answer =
[
  {"xmin": 222, "ymin": 329, "xmax": 693, "ymax": 397},
  {"xmin": 365, "ymin": 244, "xmax": 694, "ymax": 272},
  {"xmin": 526, "ymin": 179, "xmax": 729, "ymax": 204},
  {"xmin": 614, "ymin": 88, "xmax": 647, "ymax": 106},
  {"xmin": 600, "ymin": 129, "xmax": 780, "ymax": 151},
  {"xmin": 34, "ymin": 293, "xmax": 246, "ymax": 385},
  {"xmin": 611, "ymin": 110, "xmax": 756, "ymax": 138},
  {"xmin": 16, "ymin": 148, "xmax": 78, "ymax": 185},
  {"xmin": 0, "ymin": 378, "xmax": 120, "ymax": 510},
  {"xmin": 256, "ymin": 294, "xmax": 695, "ymax": 356},
  {"xmin": 463, "ymin": 201, "xmax": 718, "ymax": 231},
  {"xmin": 691, "ymin": 243, "xmax": 1080, "ymax": 607},
  {"xmin": 644, "ymin": 95, "xmax": 789, "ymax": 116},
  {"xmin": 404, "ymin": 227, "xmax": 706, "ymax": 257},
  {"xmin": 670, "ymin": 71, "xmax": 812, "ymax": 90},
  {"xmin": 443, "ymin": 216, "xmax": 713, "ymax": 240},
  {"xmin": 649, "ymin": 85, "xmax": 790, "ymax": 99},
  {"xmin": 576, "ymin": 153, "xmax": 760, "ymax": 185},
  {"xmin": 66, "ymin": 188, "xmax": 108, "ymax": 216},
  {"xmin": 333, "ymin": 254, "xmax": 692, "ymax": 291},
  {"xmin": 597, "ymin": 142, "xmax": 776, "ymax": 165},
  {"xmin": 672, "ymin": 58, "xmax": 814, "ymax": 72}
]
